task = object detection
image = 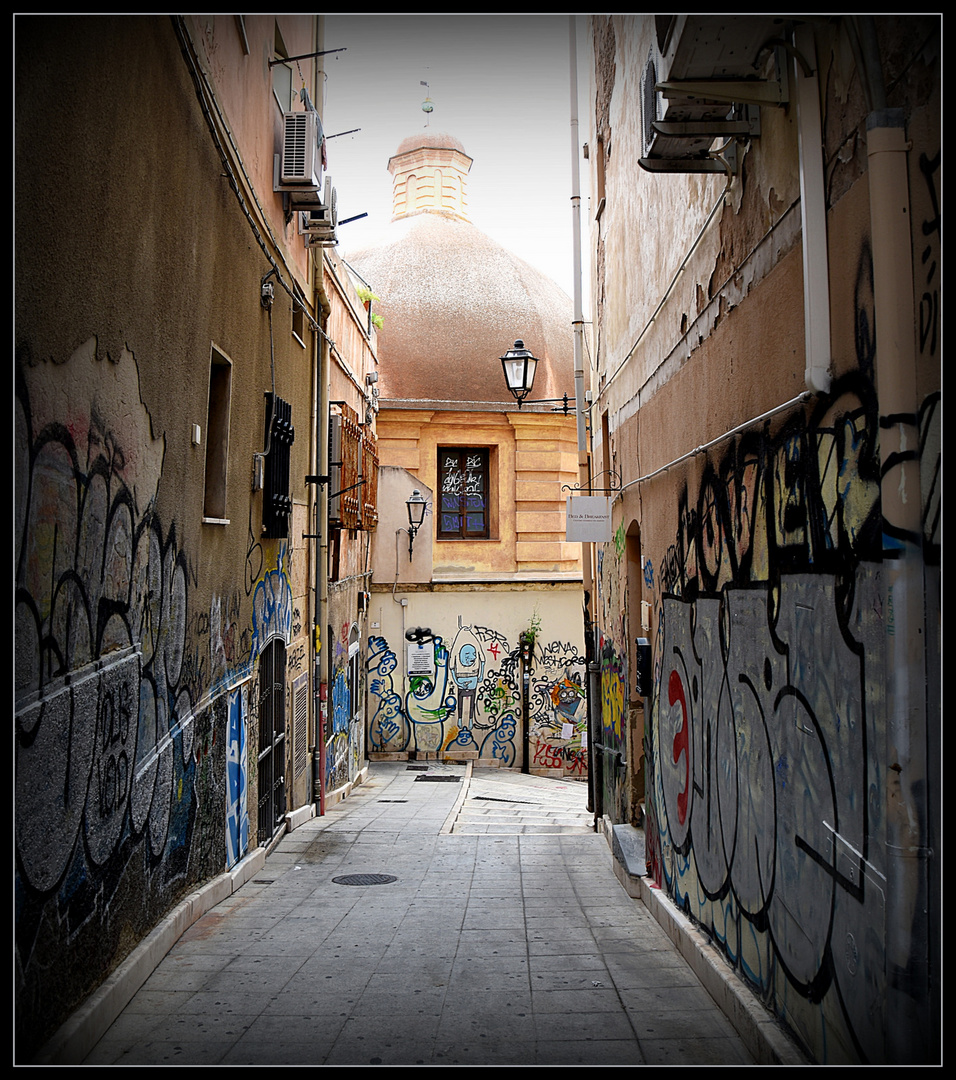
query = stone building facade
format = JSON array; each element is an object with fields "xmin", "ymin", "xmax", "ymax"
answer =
[{"xmin": 350, "ymin": 134, "xmax": 588, "ymax": 778}]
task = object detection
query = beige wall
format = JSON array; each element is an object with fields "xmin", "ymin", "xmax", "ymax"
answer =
[
  {"xmin": 368, "ymin": 584, "xmax": 586, "ymax": 777},
  {"xmin": 587, "ymin": 14, "xmax": 940, "ymax": 1065},
  {"xmin": 376, "ymin": 408, "xmax": 581, "ymax": 578}
]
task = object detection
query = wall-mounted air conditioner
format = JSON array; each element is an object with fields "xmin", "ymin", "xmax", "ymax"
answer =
[
  {"xmin": 281, "ymin": 111, "xmax": 322, "ymax": 188},
  {"xmin": 299, "ymin": 177, "xmax": 337, "ymax": 245}
]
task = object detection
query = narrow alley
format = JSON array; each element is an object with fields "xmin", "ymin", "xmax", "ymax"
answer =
[{"xmin": 74, "ymin": 764, "xmax": 777, "ymax": 1066}]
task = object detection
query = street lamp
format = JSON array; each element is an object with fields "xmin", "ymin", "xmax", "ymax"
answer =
[
  {"xmin": 500, "ymin": 339, "xmax": 571, "ymax": 413},
  {"xmin": 500, "ymin": 339, "xmax": 538, "ymax": 406},
  {"xmin": 405, "ymin": 489, "xmax": 427, "ymax": 560}
]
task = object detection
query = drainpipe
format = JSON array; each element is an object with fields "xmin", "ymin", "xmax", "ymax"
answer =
[
  {"xmin": 793, "ymin": 23, "xmax": 831, "ymax": 396},
  {"xmin": 796, "ymin": 20, "xmax": 930, "ymax": 1055},
  {"xmin": 569, "ymin": 15, "xmax": 598, "ymax": 818},
  {"xmin": 866, "ymin": 105, "xmax": 929, "ymax": 1063},
  {"xmin": 310, "ymin": 16, "xmax": 331, "ymax": 817},
  {"xmin": 843, "ymin": 12, "xmax": 932, "ymax": 1057},
  {"xmin": 314, "ymin": 274, "xmax": 331, "ymax": 817}
]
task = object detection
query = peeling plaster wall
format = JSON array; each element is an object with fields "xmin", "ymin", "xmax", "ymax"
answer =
[
  {"xmin": 588, "ymin": 15, "xmax": 940, "ymax": 1064},
  {"xmin": 15, "ymin": 16, "xmax": 319, "ymax": 1058}
]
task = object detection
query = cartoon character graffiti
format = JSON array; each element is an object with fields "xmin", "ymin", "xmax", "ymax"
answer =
[
  {"xmin": 367, "ymin": 635, "xmax": 408, "ymax": 751},
  {"xmin": 550, "ymin": 674, "xmax": 584, "ymax": 722},
  {"xmin": 449, "ymin": 622, "xmax": 485, "ymax": 727},
  {"xmin": 365, "ymin": 622, "xmax": 586, "ymax": 777},
  {"xmin": 405, "ymin": 635, "xmax": 456, "ymax": 752}
]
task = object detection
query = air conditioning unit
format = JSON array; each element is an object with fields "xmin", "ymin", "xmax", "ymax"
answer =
[
  {"xmin": 300, "ymin": 178, "xmax": 337, "ymax": 245},
  {"xmin": 281, "ymin": 111, "xmax": 322, "ymax": 188}
]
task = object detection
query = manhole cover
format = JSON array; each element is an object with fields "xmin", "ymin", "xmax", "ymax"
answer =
[
  {"xmin": 332, "ymin": 873, "xmax": 398, "ymax": 887},
  {"xmin": 414, "ymin": 775, "xmax": 461, "ymax": 783}
]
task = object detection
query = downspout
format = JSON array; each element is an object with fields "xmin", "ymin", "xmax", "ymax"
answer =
[
  {"xmin": 797, "ymin": 21, "xmax": 929, "ymax": 1056},
  {"xmin": 311, "ymin": 15, "xmax": 331, "ymax": 817},
  {"xmin": 569, "ymin": 15, "xmax": 599, "ymax": 822},
  {"xmin": 314, "ymin": 272, "xmax": 331, "ymax": 816},
  {"xmin": 866, "ymin": 100, "xmax": 930, "ymax": 1067},
  {"xmin": 842, "ymin": 13, "xmax": 932, "ymax": 1057},
  {"xmin": 792, "ymin": 23, "xmax": 832, "ymax": 396}
]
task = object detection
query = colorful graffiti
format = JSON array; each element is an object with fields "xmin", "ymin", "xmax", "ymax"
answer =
[
  {"xmin": 226, "ymin": 685, "xmax": 249, "ymax": 869},
  {"xmin": 641, "ymin": 368, "xmax": 940, "ymax": 1062},
  {"xmin": 367, "ymin": 619, "xmax": 586, "ymax": 774},
  {"xmin": 15, "ymin": 341, "xmax": 297, "ymax": 1056}
]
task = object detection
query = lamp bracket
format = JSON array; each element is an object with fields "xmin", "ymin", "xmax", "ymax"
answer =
[{"xmin": 562, "ymin": 468, "xmax": 623, "ymax": 493}]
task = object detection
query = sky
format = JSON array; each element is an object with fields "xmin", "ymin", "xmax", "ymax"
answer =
[{"xmin": 320, "ymin": 14, "xmax": 589, "ymax": 301}]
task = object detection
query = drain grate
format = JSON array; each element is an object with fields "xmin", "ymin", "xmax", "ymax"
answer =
[
  {"xmin": 332, "ymin": 873, "xmax": 397, "ymax": 886},
  {"xmin": 414, "ymin": 775, "xmax": 461, "ymax": 783},
  {"xmin": 378, "ymin": 799, "xmax": 408, "ymax": 803},
  {"xmin": 406, "ymin": 765, "xmax": 429, "ymax": 771}
]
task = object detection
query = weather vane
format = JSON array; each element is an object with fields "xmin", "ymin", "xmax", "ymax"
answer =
[{"xmin": 420, "ymin": 80, "xmax": 434, "ymax": 127}]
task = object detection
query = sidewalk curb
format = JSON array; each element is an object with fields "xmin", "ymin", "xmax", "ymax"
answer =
[
  {"xmin": 603, "ymin": 819, "xmax": 809, "ymax": 1066},
  {"xmin": 440, "ymin": 760, "xmax": 473, "ymax": 834},
  {"xmin": 33, "ymin": 845, "xmax": 269, "ymax": 1065}
]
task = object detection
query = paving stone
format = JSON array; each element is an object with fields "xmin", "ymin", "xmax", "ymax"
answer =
[{"xmin": 80, "ymin": 762, "xmax": 757, "ymax": 1066}]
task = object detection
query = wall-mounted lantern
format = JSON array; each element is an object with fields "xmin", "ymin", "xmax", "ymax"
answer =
[
  {"xmin": 500, "ymin": 339, "xmax": 572, "ymax": 414},
  {"xmin": 500, "ymin": 339, "xmax": 538, "ymax": 406},
  {"xmin": 405, "ymin": 489, "xmax": 427, "ymax": 561}
]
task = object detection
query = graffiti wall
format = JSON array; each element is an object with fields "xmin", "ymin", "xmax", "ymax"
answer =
[
  {"xmin": 325, "ymin": 613, "xmax": 368, "ymax": 798},
  {"xmin": 14, "ymin": 342, "xmax": 299, "ymax": 1056},
  {"xmin": 636, "ymin": 370, "xmax": 940, "ymax": 1063},
  {"xmin": 593, "ymin": 523, "xmax": 632, "ymax": 822},
  {"xmin": 367, "ymin": 591, "xmax": 586, "ymax": 775}
]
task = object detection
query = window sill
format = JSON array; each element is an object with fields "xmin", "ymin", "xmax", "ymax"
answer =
[{"xmin": 202, "ymin": 516, "xmax": 230, "ymax": 526}]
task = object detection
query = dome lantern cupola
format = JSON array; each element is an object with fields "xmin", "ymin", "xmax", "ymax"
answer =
[
  {"xmin": 350, "ymin": 133, "xmax": 573, "ymax": 408},
  {"xmin": 388, "ymin": 132, "xmax": 473, "ymax": 223}
]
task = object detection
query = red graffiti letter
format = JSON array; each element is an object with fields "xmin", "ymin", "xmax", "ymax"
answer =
[{"xmin": 668, "ymin": 669, "xmax": 690, "ymax": 825}]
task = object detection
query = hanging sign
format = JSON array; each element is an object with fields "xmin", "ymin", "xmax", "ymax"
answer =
[{"xmin": 566, "ymin": 496, "xmax": 613, "ymax": 542}]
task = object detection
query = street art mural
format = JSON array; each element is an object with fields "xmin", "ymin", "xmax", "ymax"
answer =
[
  {"xmin": 226, "ymin": 685, "xmax": 249, "ymax": 869},
  {"xmin": 630, "ymin": 369, "xmax": 940, "ymax": 1063},
  {"xmin": 14, "ymin": 341, "xmax": 298, "ymax": 1056},
  {"xmin": 593, "ymin": 524, "xmax": 632, "ymax": 821},
  {"xmin": 325, "ymin": 620, "xmax": 366, "ymax": 796},
  {"xmin": 367, "ymin": 617, "xmax": 586, "ymax": 775}
]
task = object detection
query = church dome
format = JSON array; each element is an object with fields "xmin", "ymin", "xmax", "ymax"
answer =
[{"xmin": 347, "ymin": 134, "xmax": 573, "ymax": 408}]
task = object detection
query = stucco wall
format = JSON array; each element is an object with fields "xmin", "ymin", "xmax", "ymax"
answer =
[
  {"xmin": 588, "ymin": 14, "xmax": 940, "ymax": 1064},
  {"xmin": 376, "ymin": 408, "xmax": 581, "ymax": 578},
  {"xmin": 367, "ymin": 586, "xmax": 587, "ymax": 777},
  {"xmin": 15, "ymin": 16, "xmax": 319, "ymax": 1057}
]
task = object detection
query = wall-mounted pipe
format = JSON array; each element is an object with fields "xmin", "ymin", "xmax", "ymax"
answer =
[
  {"xmin": 793, "ymin": 23, "xmax": 832, "ymax": 395},
  {"xmin": 866, "ymin": 105, "xmax": 930, "ymax": 1064}
]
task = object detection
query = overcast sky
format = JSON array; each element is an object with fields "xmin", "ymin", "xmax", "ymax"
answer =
[{"xmin": 320, "ymin": 13, "xmax": 589, "ymax": 301}]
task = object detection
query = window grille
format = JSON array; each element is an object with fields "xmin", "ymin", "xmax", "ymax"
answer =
[{"xmin": 263, "ymin": 392, "xmax": 294, "ymax": 538}]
